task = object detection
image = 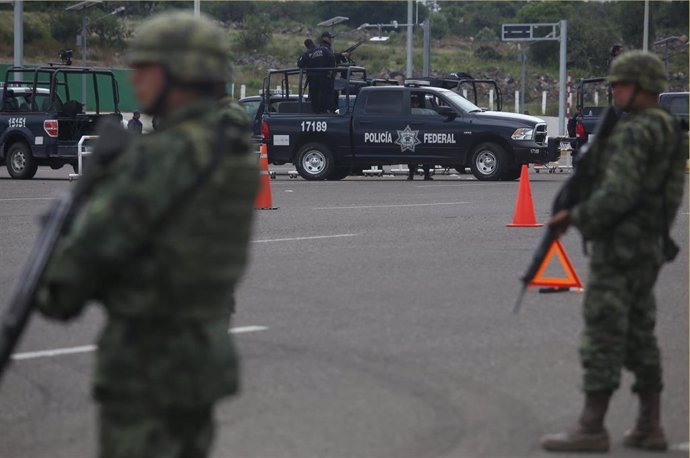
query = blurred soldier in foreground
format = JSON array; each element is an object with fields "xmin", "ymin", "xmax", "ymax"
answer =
[
  {"xmin": 36, "ymin": 12, "xmax": 257, "ymax": 458},
  {"xmin": 542, "ymin": 51, "xmax": 686, "ymax": 452}
]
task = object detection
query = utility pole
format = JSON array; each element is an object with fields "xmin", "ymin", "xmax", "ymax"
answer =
[
  {"xmin": 558, "ymin": 20, "xmax": 567, "ymax": 135},
  {"xmin": 194, "ymin": 0, "xmax": 200, "ymax": 17},
  {"xmin": 406, "ymin": 0, "xmax": 413, "ymax": 78},
  {"xmin": 518, "ymin": 46, "xmax": 526, "ymax": 114},
  {"xmin": 13, "ymin": 0, "xmax": 23, "ymax": 72},
  {"xmin": 642, "ymin": 0, "xmax": 650, "ymax": 51},
  {"xmin": 422, "ymin": 19, "xmax": 431, "ymax": 77}
]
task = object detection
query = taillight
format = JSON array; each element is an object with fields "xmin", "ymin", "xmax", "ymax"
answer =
[
  {"xmin": 44, "ymin": 120, "xmax": 58, "ymax": 138},
  {"xmin": 261, "ymin": 119, "xmax": 270, "ymax": 141},
  {"xmin": 576, "ymin": 121, "xmax": 586, "ymax": 139}
]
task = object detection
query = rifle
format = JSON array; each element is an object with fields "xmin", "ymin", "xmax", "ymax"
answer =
[
  {"xmin": 513, "ymin": 106, "xmax": 620, "ymax": 313},
  {"xmin": 340, "ymin": 40, "xmax": 365, "ymax": 64},
  {"xmin": 343, "ymin": 40, "xmax": 365, "ymax": 55},
  {"xmin": 0, "ymin": 120, "xmax": 129, "ymax": 383}
]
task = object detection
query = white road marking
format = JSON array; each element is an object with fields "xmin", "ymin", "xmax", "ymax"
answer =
[
  {"xmin": 252, "ymin": 234, "xmax": 357, "ymax": 243},
  {"xmin": 12, "ymin": 345, "xmax": 96, "ymax": 360},
  {"xmin": 11, "ymin": 326, "xmax": 268, "ymax": 361},
  {"xmin": 314, "ymin": 201, "xmax": 470, "ymax": 210},
  {"xmin": 0, "ymin": 197, "xmax": 53, "ymax": 202},
  {"xmin": 672, "ymin": 442, "xmax": 689, "ymax": 451},
  {"xmin": 230, "ymin": 325, "xmax": 269, "ymax": 334}
]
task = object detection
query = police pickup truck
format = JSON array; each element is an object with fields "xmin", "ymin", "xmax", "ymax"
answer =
[
  {"xmin": 262, "ymin": 67, "xmax": 552, "ymax": 181},
  {"xmin": 0, "ymin": 66, "xmax": 122, "ymax": 179}
]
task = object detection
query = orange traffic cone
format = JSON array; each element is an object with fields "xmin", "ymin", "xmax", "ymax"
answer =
[
  {"xmin": 507, "ymin": 165, "xmax": 542, "ymax": 227},
  {"xmin": 529, "ymin": 240, "xmax": 583, "ymax": 291},
  {"xmin": 255, "ymin": 143, "xmax": 277, "ymax": 210}
]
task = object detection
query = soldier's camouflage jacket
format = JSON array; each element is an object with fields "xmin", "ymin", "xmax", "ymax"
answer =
[
  {"xmin": 38, "ymin": 98, "xmax": 258, "ymax": 407},
  {"xmin": 571, "ymin": 107, "xmax": 686, "ymax": 266}
]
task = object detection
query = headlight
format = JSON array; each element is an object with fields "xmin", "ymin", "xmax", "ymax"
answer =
[{"xmin": 511, "ymin": 128, "xmax": 534, "ymax": 140}]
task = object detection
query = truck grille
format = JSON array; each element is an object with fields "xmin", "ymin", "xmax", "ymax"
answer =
[{"xmin": 534, "ymin": 123, "xmax": 547, "ymax": 145}]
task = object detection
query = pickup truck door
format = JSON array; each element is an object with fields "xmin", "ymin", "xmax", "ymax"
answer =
[
  {"xmin": 406, "ymin": 91, "xmax": 467, "ymax": 164},
  {"xmin": 352, "ymin": 90, "xmax": 410, "ymax": 163}
]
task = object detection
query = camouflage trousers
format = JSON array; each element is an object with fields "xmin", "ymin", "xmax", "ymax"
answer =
[
  {"xmin": 580, "ymin": 254, "xmax": 663, "ymax": 394},
  {"xmin": 99, "ymin": 401, "xmax": 214, "ymax": 458}
]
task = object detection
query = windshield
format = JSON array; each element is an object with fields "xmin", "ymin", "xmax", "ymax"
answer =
[
  {"xmin": 241, "ymin": 99, "xmax": 261, "ymax": 120},
  {"xmin": 437, "ymin": 89, "xmax": 483, "ymax": 113}
]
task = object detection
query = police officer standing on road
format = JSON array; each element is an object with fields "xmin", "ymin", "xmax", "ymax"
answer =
[
  {"xmin": 127, "ymin": 110, "xmax": 143, "ymax": 134},
  {"xmin": 542, "ymin": 51, "xmax": 686, "ymax": 453},
  {"xmin": 35, "ymin": 12, "xmax": 258, "ymax": 458}
]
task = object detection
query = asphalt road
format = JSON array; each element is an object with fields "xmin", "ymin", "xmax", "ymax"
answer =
[{"xmin": 0, "ymin": 166, "xmax": 687, "ymax": 458}]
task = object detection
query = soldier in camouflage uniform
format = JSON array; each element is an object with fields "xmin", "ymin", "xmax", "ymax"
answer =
[
  {"xmin": 36, "ymin": 13, "xmax": 258, "ymax": 458},
  {"xmin": 542, "ymin": 51, "xmax": 686, "ymax": 452}
]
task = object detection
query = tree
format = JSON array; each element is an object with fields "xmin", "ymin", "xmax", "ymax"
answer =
[
  {"xmin": 617, "ymin": 2, "xmax": 650, "ymax": 49},
  {"xmin": 234, "ymin": 15, "xmax": 272, "ymax": 53},
  {"xmin": 88, "ymin": 13, "xmax": 127, "ymax": 47},
  {"xmin": 516, "ymin": 1, "xmax": 575, "ymax": 67}
]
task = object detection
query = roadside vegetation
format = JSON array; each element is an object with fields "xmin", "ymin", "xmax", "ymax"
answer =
[{"xmin": 0, "ymin": 1, "xmax": 687, "ymax": 115}]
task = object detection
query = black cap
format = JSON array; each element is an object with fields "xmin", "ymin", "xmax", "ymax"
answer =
[{"xmin": 320, "ymin": 31, "xmax": 335, "ymax": 39}]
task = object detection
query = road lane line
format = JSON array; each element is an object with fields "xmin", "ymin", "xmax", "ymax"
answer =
[
  {"xmin": 230, "ymin": 325, "xmax": 269, "ymax": 334},
  {"xmin": 11, "ymin": 326, "xmax": 268, "ymax": 361},
  {"xmin": 314, "ymin": 202, "xmax": 470, "ymax": 210},
  {"xmin": 252, "ymin": 234, "xmax": 357, "ymax": 243},
  {"xmin": 12, "ymin": 345, "xmax": 96, "ymax": 360},
  {"xmin": 0, "ymin": 197, "xmax": 54, "ymax": 202},
  {"xmin": 673, "ymin": 442, "xmax": 689, "ymax": 451}
]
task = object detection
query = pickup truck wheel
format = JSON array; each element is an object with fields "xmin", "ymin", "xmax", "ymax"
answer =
[
  {"xmin": 6, "ymin": 142, "xmax": 38, "ymax": 179},
  {"xmin": 295, "ymin": 143, "xmax": 335, "ymax": 181},
  {"xmin": 326, "ymin": 167, "xmax": 350, "ymax": 181},
  {"xmin": 470, "ymin": 142, "xmax": 507, "ymax": 181}
]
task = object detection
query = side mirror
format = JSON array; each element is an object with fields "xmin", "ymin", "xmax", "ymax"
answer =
[{"xmin": 437, "ymin": 106, "xmax": 457, "ymax": 120}]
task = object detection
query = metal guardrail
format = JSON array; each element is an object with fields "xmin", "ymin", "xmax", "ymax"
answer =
[{"xmin": 68, "ymin": 135, "xmax": 98, "ymax": 181}]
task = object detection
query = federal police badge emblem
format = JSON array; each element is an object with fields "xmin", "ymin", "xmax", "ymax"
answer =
[{"xmin": 395, "ymin": 125, "xmax": 422, "ymax": 152}]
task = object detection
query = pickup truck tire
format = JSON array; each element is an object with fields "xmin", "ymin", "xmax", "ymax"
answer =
[
  {"xmin": 326, "ymin": 167, "xmax": 350, "ymax": 181},
  {"xmin": 6, "ymin": 142, "xmax": 38, "ymax": 180},
  {"xmin": 295, "ymin": 143, "xmax": 335, "ymax": 181},
  {"xmin": 470, "ymin": 142, "xmax": 507, "ymax": 181}
]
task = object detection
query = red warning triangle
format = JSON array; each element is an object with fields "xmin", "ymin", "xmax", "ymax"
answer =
[{"xmin": 530, "ymin": 240, "xmax": 583, "ymax": 290}]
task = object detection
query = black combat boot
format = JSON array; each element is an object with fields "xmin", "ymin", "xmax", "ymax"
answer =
[
  {"xmin": 541, "ymin": 391, "xmax": 612, "ymax": 452},
  {"xmin": 623, "ymin": 392, "xmax": 668, "ymax": 451},
  {"xmin": 407, "ymin": 166, "xmax": 415, "ymax": 180}
]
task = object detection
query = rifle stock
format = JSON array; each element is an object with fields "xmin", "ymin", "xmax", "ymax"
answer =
[
  {"xmin": 513, "ymin": 106, "xmax": 619, "ymax": 313},
  {"xmin": 0, "ymin": 194, "xmax": 73, "ymax": 380},
  {"xmin": 0, "ymin": 119, "xmax": 129, "ymax": 384}
]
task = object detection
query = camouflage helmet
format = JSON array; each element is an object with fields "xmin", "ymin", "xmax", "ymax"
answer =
[
  {"xmin": 608, "ymin": 50, "xmax": 667, "ymax": 94},
  {"xmin": 128, "ymin": 12, "xmax": 231, "ymax": 84}
]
